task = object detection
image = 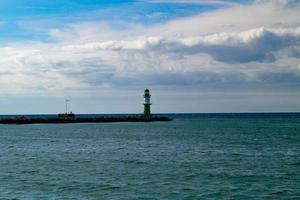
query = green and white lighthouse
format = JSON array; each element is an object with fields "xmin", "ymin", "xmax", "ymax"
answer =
[{"xmin": 144, "ymin": 89, "xmax": 151, "ymax": 116}]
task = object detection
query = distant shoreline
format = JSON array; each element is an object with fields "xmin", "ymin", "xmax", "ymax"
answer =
[
  {"xmin": 0, "ymin": 112, "xmax": 300, "ymax": 116},
  {"xmin": 0, "ymin": 113, "xmax": 299, "ymax": 121}
]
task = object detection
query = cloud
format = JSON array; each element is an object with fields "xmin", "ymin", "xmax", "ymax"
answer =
[
  {"xmin": 0, "ymin": 0, "xmax": 300, "ymax": 97},
  {"xmin": 253, "ymin": 0, "xmax": 300, "ymax": 7},
  {"xmin": 65, "ymin": 27, "xmax": 300, "ymax": 63},
  {"xmin": 144, "ymin": 0, "xmax": 241, "ymax": 6}
]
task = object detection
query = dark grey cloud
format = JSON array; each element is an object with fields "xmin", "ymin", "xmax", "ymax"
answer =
[
  {"xmin": 75, "ymin": 27, "xmax": 300, "ymax": 64},
  {"xmin": 59, "ymin": 62, "xmax": 300, "ymax": 91},
  {"xmin": 144, "ymin": 28, "xmax": 300, "ymax": 63}
]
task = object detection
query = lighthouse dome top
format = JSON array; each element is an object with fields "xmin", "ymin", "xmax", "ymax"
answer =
[{"xmin": 145, "ymin": 89, "xmax": 150, "ymax": 92}]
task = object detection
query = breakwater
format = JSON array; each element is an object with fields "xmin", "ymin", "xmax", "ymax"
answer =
[{"xmin": 0, "ymin": 115, "xmax": 172, "ymax": 124}]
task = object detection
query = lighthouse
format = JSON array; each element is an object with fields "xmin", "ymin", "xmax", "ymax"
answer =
[{"xmin": 144, "ymin": 89, "xmax": 151, "ymax": 117}]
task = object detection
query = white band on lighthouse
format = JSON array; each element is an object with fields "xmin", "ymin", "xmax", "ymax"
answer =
[{"xmin": 144, "ymin": 97, "xmax": 151, "ymax": 104}]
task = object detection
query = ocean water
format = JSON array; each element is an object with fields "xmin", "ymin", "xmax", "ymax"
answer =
[{"xmin": 0, "ymin": 113, "xmax": 299, "ymax": 199}]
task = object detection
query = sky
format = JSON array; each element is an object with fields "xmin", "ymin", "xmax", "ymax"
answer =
[{"xmin": 0, "ymin": 0, "xmax": 300, "ymax": 114}]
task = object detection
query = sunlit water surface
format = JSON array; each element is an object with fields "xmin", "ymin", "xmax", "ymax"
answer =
[{"xmin": 0, "ymin": 113, "xmax": 299, "ymax": 199}]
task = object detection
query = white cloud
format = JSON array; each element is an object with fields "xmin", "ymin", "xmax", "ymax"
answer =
[
  {"xmin": 0, "ymin": 0, "xmax": 300, "ymax": 97},
  {"xmin": 64, "ymin": 27, "xmax": 300, "ymax": 63},
  {"xmin": 144, "ymin": 0, "xmax": 240, "ymax": 6}
]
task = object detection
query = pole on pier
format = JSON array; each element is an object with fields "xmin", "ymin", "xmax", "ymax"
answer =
[{"xmin": 65, "ymin": 99, "xmax": 70, "ymax": 114}]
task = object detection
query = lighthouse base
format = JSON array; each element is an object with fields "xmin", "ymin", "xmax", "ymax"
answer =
[{"xmin": 144, "ymin": 104, "xmax": 151, "ymax": 116}]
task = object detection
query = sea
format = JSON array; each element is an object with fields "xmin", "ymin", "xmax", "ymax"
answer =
[{"xmin": 0, "ymin": 113, "xmax": 299, "ymax": 199}]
